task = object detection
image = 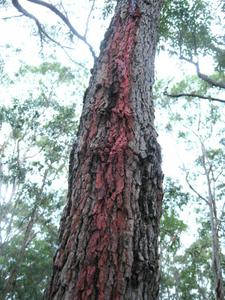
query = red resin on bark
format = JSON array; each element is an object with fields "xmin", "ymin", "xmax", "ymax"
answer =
[
  {"xmin": 53, "ymin": 8, "xmax": 141, "ymax": 300},
  {"xmin": 78, "ymin": 13, "xmax": 139, "ymax": 298},
  {"xmin": 46, "ymin": 1, "xmax": 165, "ymax": 298}
]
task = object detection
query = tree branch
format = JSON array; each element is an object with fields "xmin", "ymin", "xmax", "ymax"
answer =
[
  {"xmin": 185, "ymin": 173, "xmax": 209, "ymax": 205},
  {"xmin": 1, "ymin": 14, "xmax": 23, "ymax": 20},
  {"xmin": 84, "ymin": 0, "xmax": 96, "ymax": 38},
  {"xmin": 196, "ymin": 62, "xmax": 225, "ymax": 90},
  {"xmin": 180, "ymin": 55, "xmax": 225, "ymax": 89},
  {"xmin": 164, "ymin": 90, "xmax": 225, "ymax": 104},
  {"xmin": 11, "ymin": 0, "xmax": 68, "ymax": 48},
  {"xmin": 26, "ymin": 0, "xmax": 96, "ymax": 60}
]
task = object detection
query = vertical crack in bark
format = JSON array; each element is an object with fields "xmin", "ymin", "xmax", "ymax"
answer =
[
  {"xmin": 47, "ymin": 1, "xmax": 164, "ymax": 299},
  {"xmin": 74, "ymin": 8, "xmax": 141, "ymax": 299}
]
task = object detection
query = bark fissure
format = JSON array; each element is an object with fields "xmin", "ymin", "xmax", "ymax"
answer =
[{"xmin": 47, "ymin": 1, "xmax": 164, "ymax": 299}]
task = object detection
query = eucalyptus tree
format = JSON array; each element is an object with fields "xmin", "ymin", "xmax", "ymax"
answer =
[
  {"xmin": 1, "ymin": 0, "xmax": 224, "ymax": 298},
  {"xmin": 159, "ymin": 180, "xmax": 215, "ymax": 300},
  {"xmin": 46, "ymin": 1, "xmax": 164, "ymax": 298},
  {"xmin": 159, "ymin": 178, "xmax": 188, "ymax": 300},
  {"xmin": 0, "ymin": 0, "xmax": 165, "ymax": 298},
  {"xmin": 157, "ymin": 75, "xmax": 225, "ymax": 300}
]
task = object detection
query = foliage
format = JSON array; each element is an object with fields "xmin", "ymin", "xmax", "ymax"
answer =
[
  {"xmin": 102, "ymin": 0, "xmax": 116, "ymax": 19},
  {"xmin": 159, "ymin": 0, "xmax": 225, "ymax": 98},
  {"xmin": 160, "ymin": 0, "xmax": 213, "ymax": 55},
  {"xmin": 0, "ymin": 59, "xmax": 84, "ymax": 299},
  {"xmin": 159, "ymin": 145, "xmax": 219, "ymax": 299},
  {"xmin": 157, "ymin": 73, "xmax": 225, "ymax": 299}
]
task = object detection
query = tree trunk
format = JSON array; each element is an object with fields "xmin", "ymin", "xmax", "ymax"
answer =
[
  {"xmin": 201, "ymin": 143, "xmax": 225, "ymax": 300},
  {"xmin": 209, "ymin": 201, "xmax": 224, "ymax": 300},
  {"xmin": 47, "ymin": 0, "xmax": 164, "ymax": 299}
]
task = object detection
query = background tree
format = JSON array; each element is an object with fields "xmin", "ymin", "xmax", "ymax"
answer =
[
  {"xmin": 156, "ymin": 74, "xmax": 225, "ymax": 299},
  {"xmin": 0, "ymin": 59, "xmax": 81, "ymax": 299},
  {"xmin": 159, "ymin": 178, "xmax": 188, "ymax": 299},
  {"xmin": 159, "ymin": 179, "xmax": 215, "ymax": 299}
]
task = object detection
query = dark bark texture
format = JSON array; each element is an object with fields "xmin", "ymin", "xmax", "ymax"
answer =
[{"xmin": 47, "ymin": 0, "xmax": 164, "ymax": 299}]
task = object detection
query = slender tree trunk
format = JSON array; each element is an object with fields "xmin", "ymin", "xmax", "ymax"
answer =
[
  {"xmin": 209, "ymin": 201, "xmax": 224, "ymax": 300},
  {"xmin": 201, "ymin": 143, "xmax": 224, "ymax": 300},
  {"xmin": 47, "ymin": 0, "xmax": 164, "ymax": 299}
]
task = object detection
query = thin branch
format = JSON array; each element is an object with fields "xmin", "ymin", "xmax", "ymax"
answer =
[
  {"xmin": 58, "ymin": 0, "xmax": 69, "ymax": 19},
  {"xmin": 11, "ymin": 0, "xmax": 44, "ymax": 44},
  {"xmin": 61, "ymin": 46, "xmax": 88, "ymax": 69},
  {"xmin": 11, "ymin": 0, "xmax": 67, "ymax": 48},
  {"xmin": 214, "ymin": 168, "xmax": 224, "ymax": 182},
  {"xmin": 164, "ymin": 90, "xmax": 225, "ymax": 104},
  {"xmin": 1, "ymin": 14, "xmax": 23, "ymax": 20},
  {"xmin": 84, "ymin": 0, "xmax": 96, "ymax": 38},
  {"xmin": 180, "ymin": 55, "xmax": 225, "ymax": 89},
  {"xmin": 27, "ymin": 0, "xmax": 96, "ymax": 60},
  {"xmin": 219, "ymin": 201, "xmax": 225, "ymax": 226},
  {"xmin": 185, "ymin": 172, "xmax": 209, "ymax": 205},
  {"xmin": 196, "ymin": 62, "xmax": 225, "ymax": 90}
]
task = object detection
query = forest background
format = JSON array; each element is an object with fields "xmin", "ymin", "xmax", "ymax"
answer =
[{"xmin": 0, "ymin": 0, "xmax": 224, "ymax": 299}]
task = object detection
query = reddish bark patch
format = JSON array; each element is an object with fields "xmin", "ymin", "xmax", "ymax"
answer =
[{"xmin": 75, "ymin": 9, "xmax": 140, "ymax": 297}]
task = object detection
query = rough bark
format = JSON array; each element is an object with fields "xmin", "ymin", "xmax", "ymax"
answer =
[{"xmin": 47, "ymin": 0, "xmax": 164, "ymax": 299}]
